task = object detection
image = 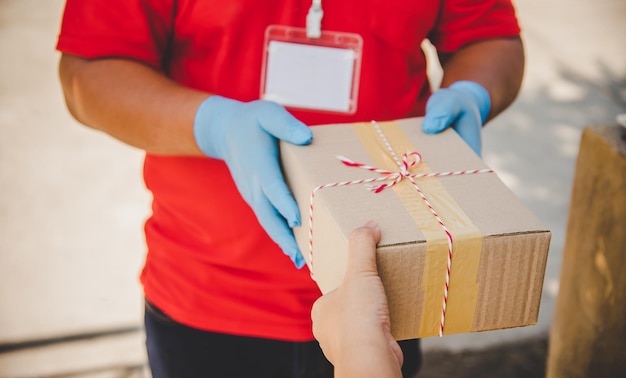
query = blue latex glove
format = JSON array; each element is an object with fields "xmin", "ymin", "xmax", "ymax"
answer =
[
  {"xmin": 193, "ymin": 96, "xmax": 313, "ymax": 268},
  {"xmin": 422, "ymin": 81, "xmax": 491, "ymax": 157}
]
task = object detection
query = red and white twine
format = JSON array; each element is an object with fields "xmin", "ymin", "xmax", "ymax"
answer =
[{"xmin": 307, "ymin": 120, "xmax": 493, "ymax": 336}]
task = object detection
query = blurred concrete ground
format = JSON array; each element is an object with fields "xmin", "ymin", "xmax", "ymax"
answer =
[{"xmin": 0, "ymin": 0, "xmax": 624, "ymax": 376}]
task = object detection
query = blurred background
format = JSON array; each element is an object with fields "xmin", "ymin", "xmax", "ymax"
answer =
[{"xmin": 0, "ymin": 0, "xmax": 624, "ymax": 376}]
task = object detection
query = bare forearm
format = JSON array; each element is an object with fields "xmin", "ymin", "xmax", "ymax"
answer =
[
  {"xmin": 59, "ymin": 54, "xmax": 208, "ymax": 155},
  {"xmin": 334, "ymin": 340, "xmax": 403, "ymax": 378},
  {"xmin": 439, "ymin": 37, "xmax": 525, "ymax": 120}
]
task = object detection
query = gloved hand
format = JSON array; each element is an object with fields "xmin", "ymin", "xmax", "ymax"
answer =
[
  {"xmin": 422, "ymin": 81, "xmax": 491, "ymax": 157},
  {"xmin": 193, "ymin": 96, "xmax": 313, "ymax": 268}
]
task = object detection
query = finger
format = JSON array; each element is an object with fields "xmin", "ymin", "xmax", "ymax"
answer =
[
  {"xmin": 345, "ymin": 221, "xmax": 381, "ymax": 278},
  {"xmin": 421, "ymin": 90, "xmax": 460, "ymax": 134},
  {"xmin": 254, "ymin": 153, "xmax": 301, "ymax": 227},
  {"xmin": 255, "ymin": 101, "xmax": 313, "ymax": 145},
  {"xmin": 452, "ymin": 113, "xmax": 482, "ymax": 157},
  {"xmin": 252, "ymin": 192, "xmax": 306, "ymax": 269},
  {"xmin": 263, "ymin": 179, "xmax": 301, "ymax": 227},
  {"xmin": 311, "ymin": 294, "xmax": 328, "ymax": 334},
  {"xmin": 310, "ymin": 295, "xmax": 335, "ymax": 363}
]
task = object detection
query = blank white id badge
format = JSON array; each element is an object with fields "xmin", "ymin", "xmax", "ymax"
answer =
[{"xmin": 261, "ymin": 25, "xmax": 363, "ymax": 114}]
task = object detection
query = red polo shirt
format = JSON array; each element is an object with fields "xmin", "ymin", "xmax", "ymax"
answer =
[{"xmin": 57, "ymin": 0, "xmax": 520, "ymax": 341}]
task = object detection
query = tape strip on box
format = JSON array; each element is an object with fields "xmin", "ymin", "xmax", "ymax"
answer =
[{"xmin": 351, "ymin": 121, "xmax": 482, "ymax": 335}]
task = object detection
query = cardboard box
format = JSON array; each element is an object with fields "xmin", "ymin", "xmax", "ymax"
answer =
[{"xmin": 281, "ymin": 118, "xmax": 551, "ymax": 340}]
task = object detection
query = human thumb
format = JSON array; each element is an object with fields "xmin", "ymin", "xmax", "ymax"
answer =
[
  {"xmin": 345, "ymin": 221, "xmax": 381, "ymax": 279},
  {"xmin": 255, "ymin": 101, "xmax": 313, "ymax": 145}
]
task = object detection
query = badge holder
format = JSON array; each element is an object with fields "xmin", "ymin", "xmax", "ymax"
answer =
[{"xmin": 261, "ymin": 25, "xmax": 363, "ymax": 114}]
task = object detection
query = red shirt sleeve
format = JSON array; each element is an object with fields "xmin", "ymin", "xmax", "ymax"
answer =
[
  {"xmin": 56, "ymin": 0, "xmax": 174, "ymax": 70},
  {"xmin": 429, "ymin": 0, "xmax": 521, "ymax": 53}
]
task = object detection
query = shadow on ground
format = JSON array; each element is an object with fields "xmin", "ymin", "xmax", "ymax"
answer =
[{"xmin": 419, "ymin": 336, "xmax": 548, "ymax": 378}]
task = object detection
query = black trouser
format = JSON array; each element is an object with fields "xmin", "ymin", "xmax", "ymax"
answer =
[{"xmin": 145, "ymin": 300, "xmax": 421, "ymax": 377}]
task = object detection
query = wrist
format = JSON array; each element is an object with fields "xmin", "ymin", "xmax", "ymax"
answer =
[
  {"xmin": 193, "ymin": 95, "xmax": 236, "ymax": 158},
  {"xmin": 335, "ymin": 342, "xmax": 402, "ymax": 378},
  {"xmin": 333, "ymin": 330, "xmax": 403, "ymax": 378},
  {"xmin": 449, "ymin": 81, "xmax": 491, "ymax": 125}
]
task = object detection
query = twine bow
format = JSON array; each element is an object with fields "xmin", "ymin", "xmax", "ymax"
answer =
[{"xmin": 307, "ymin": 120, "xmax": 493, "ymax": 336}]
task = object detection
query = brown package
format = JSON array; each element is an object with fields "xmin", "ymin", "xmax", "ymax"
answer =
[{"xmin": 281, "ymin": 118, "xmax": 551, "ymax": 340}]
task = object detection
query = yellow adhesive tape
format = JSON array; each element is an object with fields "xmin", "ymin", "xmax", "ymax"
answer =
[{"xmin": 351, "ymin": 121, "xmax": 482, "ymax": 336}]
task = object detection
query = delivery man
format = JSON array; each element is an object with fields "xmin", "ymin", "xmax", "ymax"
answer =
[{"xmin": 57, "ymin": 0, "xmax": 524, "ymax": 376}]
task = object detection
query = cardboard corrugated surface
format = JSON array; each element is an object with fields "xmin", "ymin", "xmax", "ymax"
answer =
[{"xmin": 281, "ymin": 118, "xmax": 551, "ymax": 340}]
